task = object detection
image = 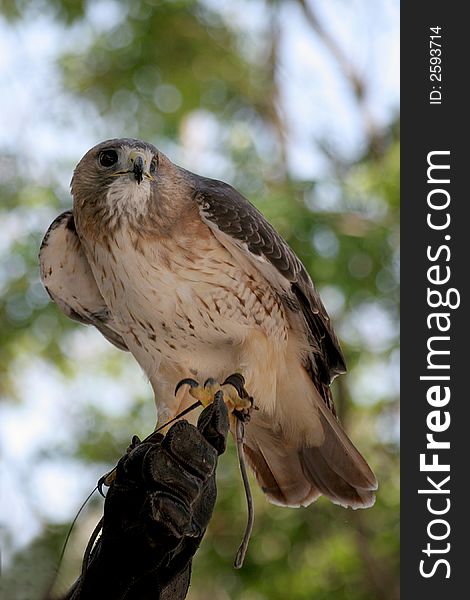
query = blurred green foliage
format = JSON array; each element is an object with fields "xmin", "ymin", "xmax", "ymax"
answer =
[{"xmin": 0, "ymin": 1, "xmax": 399, "ymax": 599}]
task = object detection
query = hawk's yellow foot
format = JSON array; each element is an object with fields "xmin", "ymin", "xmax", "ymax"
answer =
[{"xmin": 175, "ymin": 374, "xmax": 253, "ymax": 420}]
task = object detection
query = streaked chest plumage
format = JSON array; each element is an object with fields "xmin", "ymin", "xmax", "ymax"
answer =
[{"xmin": 82, "ymin": 227, "xmax": 288, "ymax": 371}]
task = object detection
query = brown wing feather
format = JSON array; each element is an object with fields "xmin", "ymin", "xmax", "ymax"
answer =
[
  {"xmin": 39, "ymin": 211, "xmax": 128, "ymax": 351},
  {"xmin": 192, "ymin": 177, "xmax": 346, "ymax": 389}
]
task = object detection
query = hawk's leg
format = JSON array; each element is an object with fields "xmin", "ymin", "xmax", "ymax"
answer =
[{"xmin": 175, "ymin": 374, "xmax": 253, "ymax": 421}]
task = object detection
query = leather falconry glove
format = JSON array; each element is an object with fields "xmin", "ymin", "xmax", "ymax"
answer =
[{"xmin": 61, "ymin": 395, "xmax": 229, "ymax": 600}]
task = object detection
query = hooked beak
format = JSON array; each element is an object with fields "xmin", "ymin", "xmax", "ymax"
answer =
[
  {"xmin": 128, "ymin": 151, "xmax": 146, "ymax": 184},
  {"xmin": 133, "ymin": 155, "xmax": 144, "ymax": 184}
]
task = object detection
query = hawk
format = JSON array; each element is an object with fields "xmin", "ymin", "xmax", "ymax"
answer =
[{"xmin": 39, "ymin": 138, "xmax": 377, "ymax": 509}]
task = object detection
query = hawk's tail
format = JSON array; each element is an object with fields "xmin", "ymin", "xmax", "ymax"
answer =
[{"xmin": 242, "ymin": 407, "xmax": 377, "ymax": 509}]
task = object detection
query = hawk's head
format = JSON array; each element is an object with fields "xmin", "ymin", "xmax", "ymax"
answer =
[{"xmin": 71, "ymin": 138, "xmax": 194, "ymax": 235}]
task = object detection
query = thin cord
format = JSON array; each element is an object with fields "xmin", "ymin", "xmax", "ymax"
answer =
[
  {"xmin": 44, "ymin": 484, "xmax": 99, "ymax": 599},
  {"xmin": 234, "ymin": 418, "xmax": 254, "ymax": 569},
  {"xmin": 154, "ymin": 401, "xmax": 201, "ymax": 433},
  {"xmin": 57, "ymin": 485, "xmax": 99, "ymax": 569}
]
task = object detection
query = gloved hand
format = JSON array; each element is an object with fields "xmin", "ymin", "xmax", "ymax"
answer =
[{"xmin": 63, "ymin": 395, "xmax": 229, "ymax": 600}]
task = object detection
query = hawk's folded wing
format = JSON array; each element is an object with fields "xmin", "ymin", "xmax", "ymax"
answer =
[
  {"xmin": 39, "ymin": 211, "xmax": 128, "ymax": 351},
  {"xmin": 191, "ymin": 177, "xmax": 377, "ymax": 508},
  {"xmin": 193, "ymin": 177, "xmax": 346, "ymax": 387}
]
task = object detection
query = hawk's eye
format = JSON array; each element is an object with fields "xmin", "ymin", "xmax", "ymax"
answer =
[
  {"xmin": 99, "ymin": 150, "xmax": 118, "ymax": 167},
  {"xmin": 150, "ymin": 157, "xmax": 158, "ymax": 175}
]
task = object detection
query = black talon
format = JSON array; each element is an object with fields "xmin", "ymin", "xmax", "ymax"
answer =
[
  {"xmin": 222, "ymin": 373, "xmax": 247, "ymax": 398},
  {"xmin": 175, "ymin": 378, "xmax": 199, "ymax": 396},
  {"xmin": 204, "ymin": 377, "xmax": 218, "ymax": 388}
]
